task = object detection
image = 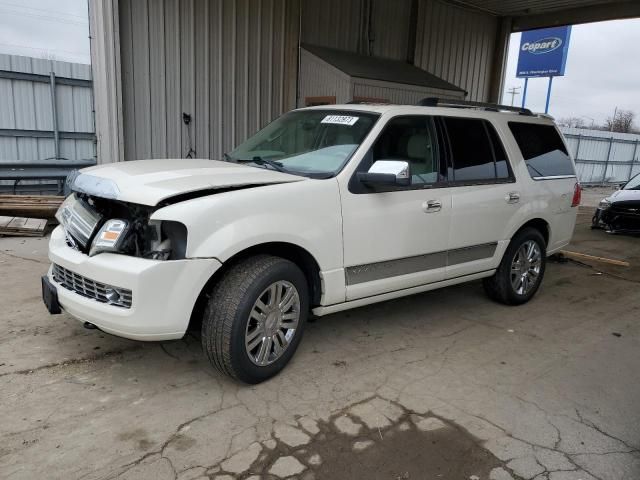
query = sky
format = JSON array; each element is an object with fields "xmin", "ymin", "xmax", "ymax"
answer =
[
  {"xmin": 0, "ymin": 0, "xmax": 89, "ymax": 64},
  {"xmin": 0, "ymin": 1, "xmax": 638, "ymax": 127},
  {"xmin": 501, "ymin": 18, "xmax": 640, "ymax": 126}
]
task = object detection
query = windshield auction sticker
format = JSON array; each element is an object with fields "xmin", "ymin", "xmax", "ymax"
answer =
[{"xmin": 321, "ymin": 115, "xmax": 359, "ymax": 126}]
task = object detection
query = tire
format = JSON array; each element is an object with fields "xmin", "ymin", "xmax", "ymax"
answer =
[
  {"xmin": 201, "ymin": 255, "xmax": 309, "ymax": 384},
  {"xmin": 483, "ymin": 227, "xmax": 547, "ymax": 305}
]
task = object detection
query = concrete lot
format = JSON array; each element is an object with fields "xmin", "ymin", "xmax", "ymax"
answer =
[{"xmin": 1, "ymin": 210, "xmax": 639, "ymax": 480}]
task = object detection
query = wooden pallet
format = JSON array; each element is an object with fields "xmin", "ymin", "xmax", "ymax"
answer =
[
  {"xmin": 0, "ymin": 216, "xmax": 49, "ymax": 237},
  {"xmin": 0, "ymin": 195, "xmax": 63, "ymax": 219}
]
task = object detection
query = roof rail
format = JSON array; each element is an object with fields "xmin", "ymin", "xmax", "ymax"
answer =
[{"xmin": 417, "ymin": 97, "xmax": 533, "ymax": 116}]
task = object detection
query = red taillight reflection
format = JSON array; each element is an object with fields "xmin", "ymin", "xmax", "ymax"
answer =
[{"xmin": 571, "ymin": 183, "xmax": 581, "ymax": 207}]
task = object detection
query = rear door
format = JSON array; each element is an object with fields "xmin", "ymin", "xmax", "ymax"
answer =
[{"xmin": 439, "ymin": 116, "xmax": 521, "ymax": 279}]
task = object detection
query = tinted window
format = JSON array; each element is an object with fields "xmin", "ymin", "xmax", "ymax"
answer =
[
  {"xmin": 372, "ymin": 116, "xmax": 440, "ymax": 185},
  {"xmin": 509, "ymin": 122, "xmax": 575, "ymax": 178},
  {"xmin": 443, "ymin": 118, "xmax": 497, "ymax": 181}
]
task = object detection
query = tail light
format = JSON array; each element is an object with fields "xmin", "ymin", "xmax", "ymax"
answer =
[{"xmin": 571, "ymin": 183, "xmax": 582, "ymax": 207}]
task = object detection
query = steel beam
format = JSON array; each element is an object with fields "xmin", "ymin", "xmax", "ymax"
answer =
[
  {"xmin": 0, "ymin": 129, "xmax": 95, "ymax": 140},
  {"xmin": 512, "ymin": 1, "xmax": 640, "ymax": 32},
  {"xmin": 0, "ymin": 69, "xmax": 92, "ymax": 87},
  {"xmin": 488, "ymin": 16, "xmax": 512, "ymax": 104}
]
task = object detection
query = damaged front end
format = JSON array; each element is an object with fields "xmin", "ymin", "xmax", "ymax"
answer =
[
  {"xmin": 56, "ymin": 192, "xmax": 187, "ymax": 260},
  {"xmin": 592, "ymin": 199, "xmax": 640, "ymax": 234}
]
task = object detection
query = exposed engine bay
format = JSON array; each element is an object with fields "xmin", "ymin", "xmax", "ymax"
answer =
[{"xmin": 58, "ymin": 192, "xmax": 187, "ymax": 260}]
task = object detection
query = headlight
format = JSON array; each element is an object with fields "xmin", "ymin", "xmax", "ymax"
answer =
[
  {"xmin": 55, "ymin": 193, "xmax": 101, "ymax": 248},
  {"xmin": 598, "ymin": 199, "xmax": 611, "ymax": 210},
  {"xmin": 89, "ymin": 219, "xmax": 130, "ymax": 257}
]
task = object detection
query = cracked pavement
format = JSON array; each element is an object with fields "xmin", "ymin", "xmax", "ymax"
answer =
[{"xmin": 1, "ymin": 215, "xmax": 639, "ymax": 479}]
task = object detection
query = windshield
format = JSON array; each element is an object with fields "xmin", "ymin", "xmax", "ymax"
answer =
[
  {"xmin": 624, "ymin": 173, "xmax": 640, "ymax": 190},
  {"xmin": 228, "ymin": 110, "xmax": 379, "ymax": 177}
]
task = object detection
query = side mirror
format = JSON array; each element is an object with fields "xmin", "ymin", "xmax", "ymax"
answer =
[{"xmin": 357, "ymin": 160, "xmax": 410, "ymax": 187}]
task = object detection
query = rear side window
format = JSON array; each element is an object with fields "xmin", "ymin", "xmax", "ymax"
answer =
[
  {"xmin": 442, "ymin": 117, "xmax": 512, "ymax": 183},
  {"xmin": 508, "ymin": 122, "xmax": 575, "ymax": 179}
]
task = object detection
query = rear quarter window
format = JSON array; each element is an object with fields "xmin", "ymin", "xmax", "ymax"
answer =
[{"xmin": 508, "ymin": 122, "xmax": 575, "ymax": 179}]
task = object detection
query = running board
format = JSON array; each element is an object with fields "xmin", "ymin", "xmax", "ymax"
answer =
[{"xmin": 312, "ymin": 270, "xmax": 495, "ymax": 316}]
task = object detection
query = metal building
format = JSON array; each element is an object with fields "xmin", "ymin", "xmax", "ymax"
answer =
[{"xmin": 88, "ymin": 0, "xmax": 640, "ymax": 164}]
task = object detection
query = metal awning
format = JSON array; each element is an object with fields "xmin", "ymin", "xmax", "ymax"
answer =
[{"xmin": 446, "ymin": 0, "xmax": 640, "ymax": 31}]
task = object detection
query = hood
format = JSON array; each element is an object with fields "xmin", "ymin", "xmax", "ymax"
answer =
[
  {"xmin": 74, "ymin": 159, "xmax": 306, "ymax": 206},
  {"xmin": 608, "ymin": 189, "xmax": 640, "ymax": 203}
]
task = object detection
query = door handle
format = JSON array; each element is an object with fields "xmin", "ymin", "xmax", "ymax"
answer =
[
  {"xmin": 505, "ymin": 192, "xmax": 520, "ymax": 204},
  {"xmin": 423, "ymin": 200, "xmax": 442, "ymax": 213}
]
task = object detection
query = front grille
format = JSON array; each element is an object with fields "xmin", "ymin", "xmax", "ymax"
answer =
[
  {"xmin": 52, "ymin": 264, "xmax": 132, "ymax": 309},
  {"xmin": 611, "ymin": 204, "xmax": 640, "ymax": 217},
  {"xmin": 59, "ymin": 197, "xmax": 101, "ymax": 248}
]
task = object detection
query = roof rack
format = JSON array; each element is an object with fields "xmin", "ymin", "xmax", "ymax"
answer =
[
  {"xmin": 417, "ymin": 97, "xmax": 533, "ymax": 116},
  {"xmin": 346, "ymin": 100, "xmax": 390, "ymax": 105}
]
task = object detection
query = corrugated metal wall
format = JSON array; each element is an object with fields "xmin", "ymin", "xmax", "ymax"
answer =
[
  {"xmin": 369, "ymin": 0, "xmax": 414, "ymax": 60},
  {"xmin": 353, "ymin": 78, "xmax": 465, "ymax": 103},
  {"xmin": 0, "ymin": 54, "xmax": 95, "ymax": 163},
  {"xmin": 414, "ymin": 0, "xmax": 497, "ymax": 101},
  {"xmin": 301, "ymin": 0, "xmax": 365, "ymax": 54},
  {"xmin": 300, "ymin": 0, "xmax": 414, "ymax": 61},
  {"xmin": 118, "ymin": 0, "xmax": 300, "ymax": 161},
  {"xmin": 561, "ymin": 127, "xmax": 640, "ymax": 183}
]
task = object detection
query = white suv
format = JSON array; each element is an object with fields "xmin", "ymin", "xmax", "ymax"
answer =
[{"xmin": 43, "ymin": 99, "xmax": 580, "ymax": 383}]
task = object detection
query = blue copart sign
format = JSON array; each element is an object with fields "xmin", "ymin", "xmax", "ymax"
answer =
[{"xmin": 517, "ymin": 26, "xmax": 572, "ymax": 78}]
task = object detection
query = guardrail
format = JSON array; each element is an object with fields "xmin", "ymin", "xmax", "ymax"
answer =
[{"xmin": 0, "ymin": 160, "xmax": 96, "ymax": 195}]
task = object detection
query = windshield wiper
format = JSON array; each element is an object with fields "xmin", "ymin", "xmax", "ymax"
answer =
[{"xmin": 237, "ymin": 156, "xmax": 287, "ymax": 173}]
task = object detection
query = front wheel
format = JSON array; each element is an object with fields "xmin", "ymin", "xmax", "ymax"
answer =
[
  {"xmin": 483, "ymin": 228, "xmax": 546, "ymax": 305},
  {"xmin": 201, "ymin": 255, "xmax": 309, "ymax": 384}
]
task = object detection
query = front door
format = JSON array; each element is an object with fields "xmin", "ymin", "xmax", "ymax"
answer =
[{"xmin": 340, "ymin": 115, "xmax": 451, "ymax": 301}]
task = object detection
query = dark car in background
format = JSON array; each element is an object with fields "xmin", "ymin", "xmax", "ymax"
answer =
[{"xmin": 592, "ymin": 173, "xmax": 640, "ymax": 233}]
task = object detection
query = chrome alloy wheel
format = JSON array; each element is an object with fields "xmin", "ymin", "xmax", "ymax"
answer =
[
  {"xmin": 510, "ymin": 240, "xmax": 542, "ymax": 295},
  {"xmin": 245, "ymin": 280, "xmax": 300, "ymax": 366}
]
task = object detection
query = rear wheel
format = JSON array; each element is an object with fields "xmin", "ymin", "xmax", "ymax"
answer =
[
  {"xmin": 483, "ymin": 228, "xmax": 546, "ymax": 305},
  {"xmin": 201, "ymin": 255, "xmax": 308, "ymax": 384}
]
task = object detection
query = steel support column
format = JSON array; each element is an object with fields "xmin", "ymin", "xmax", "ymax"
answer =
[
  {"xmin": 488, "ymin": 16, "xmax": 512, "ymax": 104},
  {"xmin": 49, "ymin": 72, "xmax": 60, "ymax": 161}
]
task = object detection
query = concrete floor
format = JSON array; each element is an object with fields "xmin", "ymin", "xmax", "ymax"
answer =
[{"xmin": 1, "ymin": 211, "xmax": 639, "ymax": 480}]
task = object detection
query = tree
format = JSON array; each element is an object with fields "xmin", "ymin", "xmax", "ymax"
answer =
[
  {"xmin": 605, "ymin": 109, "xmax": 636, "ymax": 133},
  {"xmin": 559, "ymin": 117, "xmax": 586, "ymax": 128}
]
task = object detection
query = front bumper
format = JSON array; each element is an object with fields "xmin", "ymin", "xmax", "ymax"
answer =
[
  {"xmin": 47, "ymin": 226, "xmax": 221, "ymax": 340},
  {"xmin": 592, "ymin": 206, "xmax": 640, "ymax": 233}
]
